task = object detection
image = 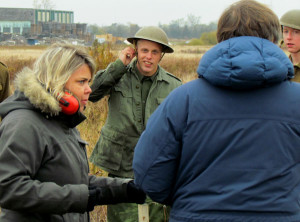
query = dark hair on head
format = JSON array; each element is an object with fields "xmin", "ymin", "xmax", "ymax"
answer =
[{"xmin": 217, "ymin": 0, "xmax": 280, "ymax": 43}]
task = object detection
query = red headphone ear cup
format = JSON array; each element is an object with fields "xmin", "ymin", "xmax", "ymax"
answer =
[{"xmin": 59, "ymin": 92, "xmax": 80, "ymax": 115}]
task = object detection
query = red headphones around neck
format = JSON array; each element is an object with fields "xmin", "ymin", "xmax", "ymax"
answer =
[{"xmin": 59, "ymin": 92, "xmax": 80, "ymax": 115}]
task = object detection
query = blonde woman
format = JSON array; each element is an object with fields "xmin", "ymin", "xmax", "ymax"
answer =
[{"xmin": 0, "ymin": 43, "xmax": 145, "ymax": 222}]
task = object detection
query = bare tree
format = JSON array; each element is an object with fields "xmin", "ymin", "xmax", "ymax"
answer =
[
  {"xmin": 33, "ymin": 0, "xmax": 41, "ymax": 9},
  {"xmin": 33, "ymin": 0, "xmax": 55, "ymax": 9},
  {"xmin": 187, "ymin": 14, "xmax": 201, "ymax": 27}
]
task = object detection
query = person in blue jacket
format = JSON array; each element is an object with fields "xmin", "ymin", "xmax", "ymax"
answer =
[{"xmin": 132, "ymin": 0, "xmax": 300, "ymax": 221}]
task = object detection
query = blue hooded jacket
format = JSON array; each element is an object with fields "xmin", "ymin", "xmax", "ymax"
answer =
[{"xmin": 133, "ymin": 37, "xmax": 300, "ymax": 221}]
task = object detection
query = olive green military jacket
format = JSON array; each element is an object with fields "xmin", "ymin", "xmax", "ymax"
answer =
[
  {"xmin": 0, "ymin": 62, "xmax": 10, "ymax": 102},
  {"xmin": 292, "ymin": 63, "xmax": 300, "ymax": 82},
  {"xmin": 89, "ymin": 59, "xmax": 182, "ymax": 178},
  {"xmin": 289, "ymin": 55, "xmax": 300, "ymax": 82}
]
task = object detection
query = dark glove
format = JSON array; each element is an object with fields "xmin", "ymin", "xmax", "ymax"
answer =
[
  {"xmin": 127, "ymin": 181, "xmax": 146, "ymax": 204},
  {"xmin": 87, "ymin": 181, "xmax": 146, "ymax": 211}
]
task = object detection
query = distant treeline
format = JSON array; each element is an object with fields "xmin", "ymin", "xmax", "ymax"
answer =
[{"xmin": 88, "ymin": 14, "xmax": 217, "ymax": 40}]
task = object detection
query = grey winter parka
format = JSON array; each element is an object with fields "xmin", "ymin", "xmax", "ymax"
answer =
[{"xmin": 0, "ymin": 68, "xmax": 130, "ymax": 222}]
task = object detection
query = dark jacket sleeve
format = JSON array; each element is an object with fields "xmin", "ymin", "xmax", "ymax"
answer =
[
  {"xmin": 88, "ymin": 175, "xmax": 132, "ymax": 188},
  {"xmin": 0, "ymin": 115, "xmax": 89, "ymax": 214},
  {"xmin": 89, "ymin": 59, "xmax": 127, "ymax": 102},
  {"xmin": 133, "ymin": 86, "xmax": 187, "ymax": 205}
]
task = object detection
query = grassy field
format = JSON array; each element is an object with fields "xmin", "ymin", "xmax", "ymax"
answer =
[{"xmin": 0, "ymin": 43, "xmax": 209, "ymax": 221}]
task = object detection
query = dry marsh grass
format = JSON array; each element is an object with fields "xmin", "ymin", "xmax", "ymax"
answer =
[
  {"xmin": 171, "ymin": 45, "xmax": 211, "ymax": 58},
  {"xmin": 1, "ymin": 44, "xmax": 209, "ymax": 221},
  {"xmin": 0, "ymin": 46, "xmax": 46, "ymax": 58}
]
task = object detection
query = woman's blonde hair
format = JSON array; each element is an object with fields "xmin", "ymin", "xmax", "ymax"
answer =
[
  {"xmin": 34, "ymin": 43, "xmax": 96, "ymax": 100},
  {"xmin": 217, "ymin": 0, "xmax": 280, "ymax": 43}
]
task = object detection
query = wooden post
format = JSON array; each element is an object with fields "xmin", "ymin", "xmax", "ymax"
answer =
[{"xmin": 138, "ymin": 204, "xmax": 149, "ymax": 222}]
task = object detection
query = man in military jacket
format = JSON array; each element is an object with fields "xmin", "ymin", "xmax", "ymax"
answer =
[
  {"xmin": 280, "ymin": 9, "xmax": 300, "ymax": 81},
  {"xmin": 89, "ymin": 26, "xmax": 182, "ymax": 222},
  {"xmin": 0, "ymin": 62, "xmax": 10, "ymax": 102}
]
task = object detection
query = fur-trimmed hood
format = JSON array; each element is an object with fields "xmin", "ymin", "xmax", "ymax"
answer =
[
  {"xmin": 0, "ymin": 68, "xmax": 86, "ymax": 128},
  {"xmin": 0, "ymin": 68, "xmax": 61, "ymax": 118}
]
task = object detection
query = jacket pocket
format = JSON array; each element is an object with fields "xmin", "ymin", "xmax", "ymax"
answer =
[
  {"xmin": 112, "ymin": 84, "xmax": 133, "ymax": 114},
  {"xmin": 91, "ymin": 126, "xmax": 139, "ymax": 173},
  {"xmin": 114, "ymin": 84, "xmax": 132, "ymax": 97},
  {"xmin": 93, "ymin": 127, "xmax": 126, "ymax": 171}
]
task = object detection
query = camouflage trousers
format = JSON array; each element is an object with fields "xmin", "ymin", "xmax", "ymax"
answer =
[
  {"xmin": 107, "ymin": 174, "xmax": 170, "ymax": 222},
  {"xmin": 107, "ymin": 197, "xmax": 170, "ymax": 222}
]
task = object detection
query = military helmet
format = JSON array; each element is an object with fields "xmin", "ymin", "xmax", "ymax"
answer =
[
  {"xmin": 280, "ymin": 9, "xmax": 300, "ymax": 30},
  {"xmin": 127, "ymin": 26, "xmax": 174, "ymax": 53}
]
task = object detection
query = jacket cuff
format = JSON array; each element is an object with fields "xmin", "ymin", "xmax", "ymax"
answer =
[{"xmin": 70, "ymin": 184, "xmax": 89, "ymax": 213}]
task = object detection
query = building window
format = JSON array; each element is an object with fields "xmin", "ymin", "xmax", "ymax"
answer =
[
  {"xmin": 46, "ymin": 12, "xmax": 50, "ymax": 22},
  {"xmin": 3, "ymin": 27, "xmax": 10, "ymax": 33},
  {"xmin": 42, "ymin": 11, "xmax": 45, "ymax": 22},
  {"xmin": 13, "ymin": 27, "xmax": 20, "ymax": 34},
  {"xmin": 38, "ymin": 11, "xmax": 42, "ymax": 22}
]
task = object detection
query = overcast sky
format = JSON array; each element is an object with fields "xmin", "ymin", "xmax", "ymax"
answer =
[{"xmin": 0, "ymin": 0, "xmax": 299, "ymax": 26}]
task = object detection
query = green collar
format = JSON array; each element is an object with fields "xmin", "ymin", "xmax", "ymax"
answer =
[{"xmin": 289, "ymin": 54, "xmax": 300, "ymax": 68}]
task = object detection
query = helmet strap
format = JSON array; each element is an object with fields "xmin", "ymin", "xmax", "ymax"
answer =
[
  {"xmin": 160, "ymin": 52, "xmax": 165, "ymax": 62},
  {"xmin": 133, "ymin": 40, "xmax": 140, "ymax": 66}
]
